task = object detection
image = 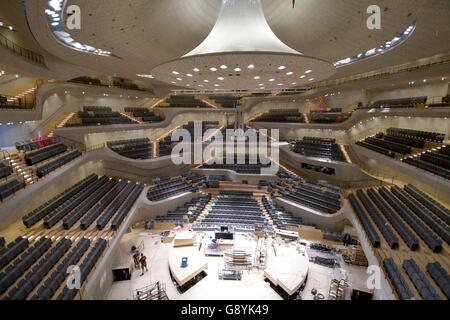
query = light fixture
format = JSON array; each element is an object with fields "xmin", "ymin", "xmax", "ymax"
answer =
[
  {"xmin": 300, "ymin": 75, "xmax": 306, "ymax": 79},
  {"xmin": 172, "ymin": 71, "xmax": 179, "ymax": 75},
  {"xmin": 292, "ymin": 82, "xmax": 296, "ymax": 85},
  {"xmin": 209, "ymin": 67, "xmax": 217, "ymax": 71},
  {"xmin": 305, "ymin": 70, "xmax": 312, "ymax": 74},
  {"xmin": 204, "ymin": 80, "xmax": 209, "ymax": 82},
  {"xmin": 286, "ymin": 72, "xmax": 293, "ymax": 75},
  {"xmin": 8, "ymin": 26, "xmax": 13, "ymax": 31},
  {"xmin": 193, "ymin": 68, "xmax": 200, "ymax": 72},
  {"xmin": 218, "ymin": 77, "xmax": 224, "ymax": 80},
  {"xmin": 136, "ymin": 74, "xmax": 154, "ymax": 79},
  {"xmin": 176, "ymin": 78, "xmax": 182, "ymax": 81},
  {"xmin": 308, "ymin": 78, "xmax": 314, "ymax": 81},
  {"xmin": 186, "ymin": 74, "xmax": 193, "ymax": 77},
  {"xmin": 151, "ymin": 0, "xmax": 335, "ymax": 90},
  {"xmin": 254, "ymin": 76, "xmax": 260, "ymax": 80},
  {"xmin": 269, "ymin": 78, "xmax": 275, "ymax": 82}
]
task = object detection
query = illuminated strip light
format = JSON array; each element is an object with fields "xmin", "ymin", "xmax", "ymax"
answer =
[
  {"xmin": 333, "ymin": 21, "xmax": 416, "ymax": 67},
  {"xmin": 339, "ymin": 145, "xmax": 352, "ymax": 164},
  {"xmin": 202, "ymin": 126, "xmax": 224, "ymax": 142},
  {"xmin": 201, "ymin": 99, "xmax": 220, "ymax": 109},
  {"xmin": 44, "ymin": 0, "xmax": 120, "ymax": 58},
  {"xmin": 155, "ymin": 125, "xmax": 181, "ymax": 141},
  {"xmin": 149, "ymin": 99, "xmax": 165, "ymax": 109},
  {"xmin": 120, "ymin": 112, "xmax": 143, "ymax": 124}
]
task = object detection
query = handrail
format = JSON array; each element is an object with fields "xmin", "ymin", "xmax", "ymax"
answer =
[{"xmin": 0, "ymin": 32, "xmax": 45, "ymax": 66}]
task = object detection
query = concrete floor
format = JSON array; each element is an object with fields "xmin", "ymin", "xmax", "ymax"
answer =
[{"xmin": 107, "ymin": 228, "xmax": 369, "ymax": 300}]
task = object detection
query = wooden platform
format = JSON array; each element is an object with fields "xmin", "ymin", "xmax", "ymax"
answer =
[{"xmin": 168, "ymin": 245, "xmax": 208, "ymax": 286}]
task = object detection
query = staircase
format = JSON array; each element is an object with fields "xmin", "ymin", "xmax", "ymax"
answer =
[
  {"xmin": 256, "ymin": 196, "xmax": 278, "ymax": 232},
  {"xmin": 191, "ymin": 194, "xmax": 216, "ymax": 225}
]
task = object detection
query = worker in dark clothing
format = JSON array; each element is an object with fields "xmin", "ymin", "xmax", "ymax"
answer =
[
  {"xmin": 343, "ymin": 233, "xmax": 352, "ymax": 246},
  {"xmin": 140, "ymin": 253, "xmax": 148, "ymax": 276},
  {"xmin": 133, "ymin": 251, "xmax": 140, "ymax": 270}
]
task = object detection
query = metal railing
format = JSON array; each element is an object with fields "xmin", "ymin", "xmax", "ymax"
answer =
[{"xmin": 0, "ymin": 32, "xmax": 45, "ymax": 65}]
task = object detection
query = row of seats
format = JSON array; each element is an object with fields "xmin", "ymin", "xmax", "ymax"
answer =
[
  {"xmin": 426, "ymin": 262, "xmax": 450, "ymax": 299},
  {"xmin": 15, "ymin": 136, "xmax": 55, "ymax": 152},
  {"xmin": 420, "ymin": 152, "xmax": 450, "ymax": 169},
  {"xmin": 402, "ymin": 259, "xmax": 442, "ymax": 300},
  {"xmin": 292, "ymin": 139, "xmax": 344, "ymax": 161},
  {"xmin": 0, "ymin": 163, "xmax": 12, "ymax": 179},
  {"xmin": 280, "ymin": 182, "xmax": 341, "ymax": 214},
  {"xmin": 147, "ymin": 177, "xmax": 198, "ymax": 201},
  {"xmin": 62, "ymin": 178, "xmax": 119, "ymax": 229},
  {"xmin": 0, "ymin": 237, "xmax": 52, "ymax": 294},
  {"xmin": 31, "ymin": 238, "xmax": 90, "ymax": 300},
  {"xmin": 36, "ymin": 150, "xmax": 81, "ymax": 178},
  {"xmin": 163, "ymin": 95, "xmax": 211, "ymax": 108},
  {"xmin": 3, "ymin": 239, "xmax": 72, "ymax": 300},
  {"xmin": 379, "ymin": 187, "xmax": 442, "ymax": 252},
  {"xmin": 348, "ymin": 193, "xmax": 380, "ymax": 247},
  {"xmin": 43, "ymin": 176, "xmax": 108, "ymax": 228},
  {"xmin": 155, "ymin": 194, "xmax": 211, "ymax": 224},
  {"xmin": 83, "ymin": 106, "xmax": 111, "ymax": 112},
  {"xmin": 355, "ymin": 141, "xmax": 395, "ymax": 158},
  {"xmin": 25, "ymin": 143, "xmax": 68, "ymax": 166},
  {"xmin": 107, "ymin": 138, "xmax": 151, "ymax": 159},
  {"xmin": 383, "ymin": 134, "xmax": 424, "ymax": 148},
  {"xmin": 0, "ymin": 179, "xmax": 25, "ymax": 202},
  {"xmin": 355, "ymin": 190, "xmax": 399, "ymax": 249},
  {"xmin": 365, "ymin": 137, "xmax": 411, "ymax": 154},
  {"xmin": 111, "ymin": 183, "xmax": 145, "ymax": 230},
  {"xmin": 57, "ymin": 239, "xmax": 107, "ymax": 300},
  {"xmin": 208, "ymin": 95, "xmax": 240, "ymax": 108},
  {"xmin": 365, "ymin": 96, "xmax": 427, "ymax": 109},
  {"xmin": 404, "ymin": 184, "xmax": 450, "ymax": 224},
  {"xmin": 440, "ymin": 146, "xmax": 450, "ymax": 156},
  {"xmin": 390, "ymin": 186, "xmax": 449, "ymax": 244},
  {"xmin": 0, "ymin": 237, "xmax": 29, "ymax": 269},
  {"xmin": 383, "ymin": 258, "xmax": 415, "ymax": 300},
  {"xmin": 386, "ymin": 127, "xmax": 445, "ymax": 143},
  {"xmin": 124, "ymin": 107, "xmax": 163, "ymax": 122},
  {"xmin": 402, "ymin": 157, "xmax": 450, "ymax": 180},
  {"xmin": 22, "ymin": 174, "xmax": 98, "ymax": 228},
  {"xmin": 262, "ymin": 196, "xmax": 303, "ymax": 230},
  {"xmin": 367, "ymin": 188, "xmax": 419, "ymax": 250},
  {"xmin": 97, "ymin": 182, "xmax": 139, "ymax": 230},
  {"xmin": 251, "ymin": 109, "xmax": 304, "ymax": 123},
  {"xmin": 80, "ymin": 180, "xmax": 128, "ymax": 230},
  {"xmin": 310, "ymin": 108, "xmax": 343, "ymax": 123}
]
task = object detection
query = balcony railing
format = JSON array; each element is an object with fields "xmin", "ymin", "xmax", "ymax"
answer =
[{"xmin": 0, "ymin": 32, "xmax": 45, "ymax": 66}]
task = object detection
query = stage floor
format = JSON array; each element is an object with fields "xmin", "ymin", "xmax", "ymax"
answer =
[{"xmin": 107, "ymin": 228, "xmax": 369, "ymax": 300}]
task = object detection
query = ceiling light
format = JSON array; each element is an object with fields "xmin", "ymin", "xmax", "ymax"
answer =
[
  {"xmin": 234, "ymin": 67, "xmax": 241, "ymax": 72},
  {"xmin": 171, "ymin": 81, "xmax": 176, "ymax": 84},
  {"xmin": 292, "ymin": 82, "xmax": 296, "ymax": 85},
  {"xmin": 0, "ymin": 22, "xmax": 3, "ymax": 27},
  {"xmin": 305, "ymin": 70, "xmax": 312, "ymax": 74},
  {"xmin": 277, "ymin": 83, "xmax": 283, "ymax": 86},
  {"xmin": 15, "ymin": 74, "xmax": 19, "ymax": 78},
  {"xmin": 8, "ymin": 26, "xmax": 13, "ymax": 31},
  {"xmin": 193, "ymin": 68, "xmax": 200, "ymax": 72},
  {"xmin": 172, "ymin": 71, "xmax": 179, "ymax": 75},
  {"xmin": 423, "ymin": 79, "xmax": 427, "ymax": 82},
  {"xmin": 186, "ymin": 84, "xmax": 190, "ymax": 86},
  {"xmin": 218, "ymin": 77, "xmax": 224, "ymax": 80},
  {"xmin": 247, "ymin": 64, "xmax": 255, "ymax": 69},
  {"xmin": 214, "ymin": 84, "xmax": 220, "ymax": 87},
  {"xmin": 176, "ymin": 78, "xmax": 182, "ymax": 81},
  {"xmin": 254, "ymin": 76, "xmax": 260, "ymax": 80},
  {"xmin": 308, "ymin": 78, "xmax": 314, "ymax": 81},
  {"xmin": 198, "ymin": 84, "xmax": 204, "ymax": 87},
  {"xmin": 186, "ymin": 74, "xmax": 193, "ymax": 77},
  {"xmin": 258, "ymin": 84, "xmax": 264, "ymax": 86},
  {"xmin": 204, "ymin": 80, "xmax": 209, "ymax": 83},
  {"xmin": 300, "ymin": 75, "xmax": 306, "ymax": 79},
  {"xmin": 209, "ymin": 67, "xmax": 217, "ymax": 71},
  {"xmin": 286, "ymin": 72, "xmax": 293, "ymax": 75},
  {"xmin": 269, "ymin": 78, "xmax": 275, "ymax": 82},
  {"xmin": 278, "ymin": 66, "xmax": 286, "ymax": 70},
  {"xmin": 220, "ymin": 65, "xmax": 227, "ymax": 69}
]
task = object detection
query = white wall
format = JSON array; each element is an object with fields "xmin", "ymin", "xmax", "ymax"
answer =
[{"xmin": 0, "ymin": 123, "xmax": 30, "ymax": 148}]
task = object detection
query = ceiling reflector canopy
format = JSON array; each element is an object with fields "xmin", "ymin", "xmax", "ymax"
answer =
[{"xmin": 151, "ymin": 0, "xmax": 336, "ymax": 90}]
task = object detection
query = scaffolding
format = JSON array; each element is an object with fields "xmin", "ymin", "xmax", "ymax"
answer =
[{"xmin": 133, "ymin": 281, "xmax": 169, "ymax": 300}]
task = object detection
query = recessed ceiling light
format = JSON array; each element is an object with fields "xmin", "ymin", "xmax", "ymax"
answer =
[
  {"xmin": 423, "ymin": 79, "xmax": 427, "ymax": 82},
  {"xmin": 218, "ymin": 77, "xmax": 224, "ymax": 80},
  {"xmin": 193, "ymin": 68, "xmax": 200, "ymax": 72},
  {"xmin": 234, "ymin": 67, "xmax": 241, "ymax": 72},
  {"xmin": 247, "ymin": 64, "xmax": 255, "ymax": 69},
  {"xmin": 198, "ymin": 84, "xmax": 204, "ymax": 87},
  {"xmin": 15, "ymin": 74, "xmax": 19, "ymax": 78},
  {"xmin": 305, "ymin": 70, "xmax": 312, "ymax": 74},
  {"xmin": 286, "ymin": 72, "xmax": 293, "ymax": 75},
  {"xmin": 186, "ymin": 74, "xmax": 193, "ymax": 77},
  {"xmin": 171, "ymin": 81, "xmax": 176, "ymax": 84},
  {"xmin": 8, "ymin": 26, "xmax": 13, "ymax": 31},
  {"xmin": 269, "ymin": 78, "xmax": 275, "ymax": 82},
  {"xmin": 186, "ymin": 84, "xmax": 190, "ymax": 86},
  {"xmin": 220, "ymin": 65, "xmax": 227, "ymax": 69},
  {"xmin": 442, "ymin": 77, "xmax": 446, "ymax": 81},
  {"xmin": 254, "ymin": 76, "xmax": 260, "ymax": 80},
  {"xmin": 278, "ymin": 66, "xmax": 286, "ymax": 70},
  {"xmin": 214, "ymin": 84, "xmax": 220, "ymax": 87},
  {"xmin": 308, "ymin": 78, "xmax": 314, "ymax": 81},
  {"xmin": 300, "ymin": 75, "xmax": 306, "ymax": 79},
  {"xmin": 0, "ymin": 22, "xmax": 3, "ymax": 27},
  {"xmin": 258, "ymin": 83, "xmax": 264, "ymax": 86},
  {"xmin": 260, "ymin": 87, "xmax": 265, "ymax": 90},
  {"xmin": 209, "ymin": 67, "xmax": 217, "ymax": 71},
  {"xmin": 176, "ymin": 78, "xmax": 182, "ymax": 81},
  {"xmin": 277, "ymin": 83, "xmax": 283, "ymax": 86},
  {"xmin": 204, "ymin": 80, "xmax": 209, "ymax": 83},
  {"xmin": 172, "ymin": 71, "xmax": 179, "ymax": 75},
  {"xmin": 292, "ymin": 82, "xmax": 296, "ymax": 85}
]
